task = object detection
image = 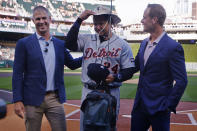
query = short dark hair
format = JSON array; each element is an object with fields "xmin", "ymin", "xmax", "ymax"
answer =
[
  {"xmin": 32, "ymin": 6, "xmax": 51, "ymax": 17},
  {"xmin": 147, "ymin": 4, "xmax": 166, "ymax": 26}
]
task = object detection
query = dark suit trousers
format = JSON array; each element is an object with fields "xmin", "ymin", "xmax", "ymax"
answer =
[{"xmin": 131, "ymin": 101, "xmax": 170, "ymax": 131}]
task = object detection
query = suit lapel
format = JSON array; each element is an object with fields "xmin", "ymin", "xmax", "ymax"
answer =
[
  {"xmin": 31, "ymin": 33, "xmax": 46, "ymax": 71},
  {"xmin": 144, "ymin": 34, "xmax": 167, "ymax": 69},
  {"xmin": 52, "ymin": 37, "xmax": 58, "ymax": 73},
  {"xmin": 140, "ymin": 40, "xmax": 148, "ymax": 71}
]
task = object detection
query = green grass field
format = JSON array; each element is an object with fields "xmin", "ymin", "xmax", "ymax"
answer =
[
  {"xmin": 129, "ymin": 43, "xmax": 197, "ymax": 62},
  {"xmin": 1, "ymin": 73, "xmax": 197, "ymax": 102}
]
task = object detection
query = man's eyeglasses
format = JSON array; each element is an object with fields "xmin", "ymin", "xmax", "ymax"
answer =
[{"xmin": 44, "ymin": 42, "xmax": 49, "ymax": 53}]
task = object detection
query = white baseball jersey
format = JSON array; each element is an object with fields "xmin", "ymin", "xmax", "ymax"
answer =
[{"xmin": 77, "ymin": 33, "xmax": 135, "ymax": 87}]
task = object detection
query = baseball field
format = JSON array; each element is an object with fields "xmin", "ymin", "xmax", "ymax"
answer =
[{"xmin": 0, "ymin": 69, "xmax": 197, "ymax": 131}]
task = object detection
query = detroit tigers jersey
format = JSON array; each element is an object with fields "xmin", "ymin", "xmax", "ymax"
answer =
[{"xmin": 77, "ymin": 32, "xmax": 135, "ymax": 87}]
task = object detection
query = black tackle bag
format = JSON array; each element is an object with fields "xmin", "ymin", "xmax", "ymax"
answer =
[{"xmin": 81, "ymin": 90, "xmax": 117, "ymax": 131}]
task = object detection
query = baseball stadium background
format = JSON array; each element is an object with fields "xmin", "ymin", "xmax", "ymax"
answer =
[{"xmin": 0, "ymin": 0, "xmax": 197, "ymax": 131}]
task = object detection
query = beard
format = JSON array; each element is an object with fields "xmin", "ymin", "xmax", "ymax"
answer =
[{"xmin": 143, "ymin": 25, "xmax": 155, "ymax": 33}]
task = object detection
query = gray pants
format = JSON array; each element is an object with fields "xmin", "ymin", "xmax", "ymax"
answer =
[
  {"xmin": 25, "ymin": 92, "xmax": 66, "ymax": 131},
  {"xmin": 80, "ymin": 87, "xmax": 120, "ymax": 131}
]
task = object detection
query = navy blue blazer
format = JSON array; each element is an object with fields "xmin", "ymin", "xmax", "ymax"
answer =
[
  {"xmin": 12, "ymin": 33, "xmax": 82, "ymax": 106},
  {"xmin": 132, "ymin": 34, "xmax": 188, "ymax": 115}
]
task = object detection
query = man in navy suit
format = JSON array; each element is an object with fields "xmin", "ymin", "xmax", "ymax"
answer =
[
  {"xmin": 131, "ymin": 4, "xmax": 188, "ymax": 131},
  {"xmin": 12, "ymin": 6, "xmax": 82, "ymax": 131}
]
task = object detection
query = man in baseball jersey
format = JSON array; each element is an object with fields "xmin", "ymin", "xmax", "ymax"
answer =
[{"xmin": 65, "ymin": 5, "xmax": 135, "ymax": 130}]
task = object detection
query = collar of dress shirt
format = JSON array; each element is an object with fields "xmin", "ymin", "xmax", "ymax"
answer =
[
  {"xmin": 36, "ymin": 32, "xmax": 53, "ymax": 41},
  {"xmin": 147, "ymin": 31, "xmax": 166, "ymax": 45}
]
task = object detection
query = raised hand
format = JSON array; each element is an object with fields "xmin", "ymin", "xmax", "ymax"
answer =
[
  {"xmin": 79, "ymin": 10, "xmax": 95, "ymax": 21},
  {"xmin": 105, "ymin": 74, "xmax": 115, "ymax": 83}
]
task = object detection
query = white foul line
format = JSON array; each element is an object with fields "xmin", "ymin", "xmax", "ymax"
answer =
[
  {"xmin": 187, "ymin": 113, "xmax": 197, "ymax": 125},
  {"xmin": 122, "ymin": 115, "xmax": 131, "ymax": 118},
  {"xmin": 66, "ymin": 109, "xmax": 80, "ymax": 118},
  {"xmin": 64, "ymin": 102, "xmax": 81, "ymax": 118},
  {"xmin": 67, "ymin": 119, "xmax": 80, "ymax": 121},
  {"xmin": 177, "ymin": 109, "xmax": 197, "ymax": 113},
  {"xmin": 122, "ymin": 110, "xmax": 197, "ymax": 126},
  {"xmin": 64, "ymin": 102, "xmax": 80, "ymax": 107}
]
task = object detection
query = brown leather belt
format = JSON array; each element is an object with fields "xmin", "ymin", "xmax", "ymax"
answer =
[{"xmin": 45, "ymin": 90, "xmax": 58, "ymax": 95}]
